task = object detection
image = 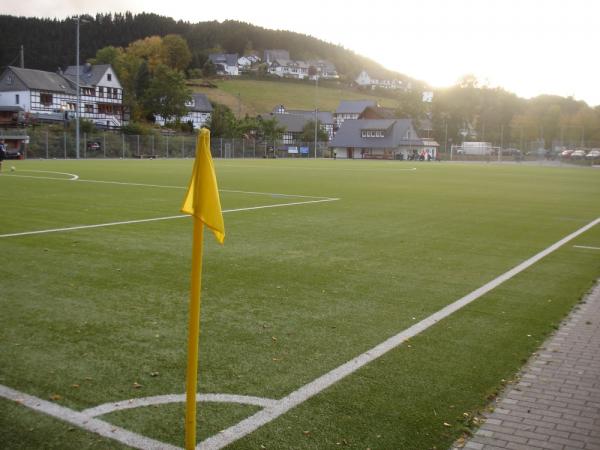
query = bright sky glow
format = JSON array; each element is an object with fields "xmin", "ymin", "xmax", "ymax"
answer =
[{"xmin": 4, "ymin": 0, "xmax": 599, "ymax": 106}]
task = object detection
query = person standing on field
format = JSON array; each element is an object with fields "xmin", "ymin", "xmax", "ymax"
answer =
[{"xmin": 0, "ymin": 140, "xmax": 6, "ymax": 173}]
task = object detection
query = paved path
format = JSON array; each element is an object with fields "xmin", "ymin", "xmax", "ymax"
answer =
[{"xmin": 456, "ymin": 282, "xmax": 600, "ymax": 450}]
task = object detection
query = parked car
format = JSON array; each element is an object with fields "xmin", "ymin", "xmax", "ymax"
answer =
[
  {"xmin": 86, "ymin": 141, "xmax": 101, "ymax": 151},
  {"xmin": 586, "ymin": 149, "xmax": 600, "ymax": 159},
  {"xmin": 570, "ymin": 150, "xmax": 587, "ymax": 159},
  {"xmin": 560, "ymin": 149, "xmax": 574, "ymax": 158}
]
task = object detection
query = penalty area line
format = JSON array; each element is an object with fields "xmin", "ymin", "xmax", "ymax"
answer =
[
  {"xmin": 199, "ymin": 216, "xmax": 600, "ymax": 450},
  {"xmin": 0, "ymin": 198, "xmax": 339, "ymax": 239}
]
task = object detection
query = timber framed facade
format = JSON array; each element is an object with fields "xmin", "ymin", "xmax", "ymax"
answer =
[{"xmin": 0, "ymin": 64, "xmax": 124, "ymax": 128}]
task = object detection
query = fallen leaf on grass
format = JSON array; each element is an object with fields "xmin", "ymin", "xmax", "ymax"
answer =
[
  {"xmin": 71, "ymin": 384, "xmax": 80, "ymax": 389},
  {"xmin": 49, "ymin": 394, "xmax": 62, "ymax": 401},
  {"xmin": 302, "ymin": 430, "xmax": 311, "ymax": 436},
  {"xmin": 443, "ymin": 422, "xmax": 452, "ymax": 427},
  {"xmin": 150, "ymin": 371, "xmax": 159, "ymax": 377},
  {"xmin": 132, "ymin": 382, "xmax": 142, "ymax": 389}
]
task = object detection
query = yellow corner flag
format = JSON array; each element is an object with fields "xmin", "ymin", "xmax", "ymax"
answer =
[
  {"xmin": 181, "ymin": 128, "xmax": 224, "ymax": 450},
  {"xmin": 181, "ymin": 128, "xmax": 225, "ymax": 244}
]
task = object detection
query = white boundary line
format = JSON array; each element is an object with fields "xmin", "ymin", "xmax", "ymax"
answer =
[
  {"xmin": 0, "ymin": 199, "xmax": 339, "ymax": 239},
  {"xmin": 0, "ymin": 384, "xmax": 180, "ymax": 450},
  {"xmin": 199, "ymin": 217, "xmax": 600, "ymax": 449},
  {"xmin": 574, "ymin": 245, "xmax": 600, "ymax": 250},
  {"xmin": 1, "ymin": 218, "xmax": 598, "ymax": 450}
]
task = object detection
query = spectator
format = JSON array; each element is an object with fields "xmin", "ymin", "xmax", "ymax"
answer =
[{"xmin": 0, "ymin": 140, "xmax": 6, "ymax": 173}]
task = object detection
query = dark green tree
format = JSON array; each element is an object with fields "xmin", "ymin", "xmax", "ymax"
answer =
[
  {"xmin": 300, "ymin": 120, "xmax": 328, "ymax": 142},
  {"xmin": 207, "ymin": 103, "xmax": 238, "ymax": 137},
  {"xmin": 142, "ymin": 65, "xmax": 191, "ymax": 123}
]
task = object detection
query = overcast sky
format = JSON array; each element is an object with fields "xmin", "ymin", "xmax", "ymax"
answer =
[{"xmin": 4, "ymin": 0, "xmax": 599, "ymax": 106}]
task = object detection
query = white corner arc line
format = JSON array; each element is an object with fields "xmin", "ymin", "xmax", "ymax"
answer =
[
  {"xmin": 82, "ymin": 393, "xmax": 278, "ymax": 418},
  {"xmin": 0, "ymin": 198, "xmax": 339, "ymax": 239},
  {"xmin": 21, "ymin": 170, "xmax": 79, "ymax": 180},
  {"xmin": 199, "ymin": 217, "xmax": 600, "ymax": 450},
  {"xmin": 0, "ymin": 384, "xmax": 181, "ymax": 450},
  {"xmin": 574, "ymin": 245, "xmax": 600, "ymax": 250}
]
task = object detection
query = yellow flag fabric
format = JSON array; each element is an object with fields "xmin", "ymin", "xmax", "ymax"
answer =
[{"xmin": 181, "ymin": 128, "xmax": 225, "ymax": 244}]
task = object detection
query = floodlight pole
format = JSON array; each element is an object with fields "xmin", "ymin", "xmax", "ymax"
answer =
[
  {"xmin": 314, "ymin": 74, "xmax": 318, "ymax": 159},
  {"xmin": 75, "ymin": 16, "xmax": 81, "ymax": 160}
]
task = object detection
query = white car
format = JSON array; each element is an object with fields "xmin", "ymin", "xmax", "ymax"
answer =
[
  {"xmin": 586, "ymin": 149, "xmax": 600, "ymax": 159},
  {"xmin": 570, "ymin": 150, "xmax": 587, "ymax": 158}
]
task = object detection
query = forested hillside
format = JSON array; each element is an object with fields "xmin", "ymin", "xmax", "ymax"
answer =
[{"xmin": 0, "ymin": 12, "xmax": 404, "ymax": 82}]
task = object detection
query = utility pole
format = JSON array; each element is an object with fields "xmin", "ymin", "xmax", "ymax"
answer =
[
  {"xmin": 499, "ymin": 124, "xmax": 504, "ymax": 162},
  {"xmin": 75, "ymin": 16, "xmax": 81, "ymax": 159},
  {"xmin": 444, "ymin": 120, "xmax": 448, "ymax": 156},
  {"xmin": 314, "ymin": 74, "xmax": 318, "ymax": 159},
  {"xmin": 20, "ymin": 45, "xmax": 24, "ymax": 68}
]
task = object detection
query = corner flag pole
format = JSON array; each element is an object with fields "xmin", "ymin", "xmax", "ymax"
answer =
[
  {"xmin": 181, "ymin": 128, "xmax": 225, "ymax": 450},
  {"xmin": 184, "ymin": 219, "xmax": 204, "ymax": 450}
]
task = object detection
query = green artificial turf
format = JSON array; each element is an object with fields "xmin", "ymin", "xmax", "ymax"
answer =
[{"xmin": 1, "ymin": 159, "xmax": 599, "ymax": 449}]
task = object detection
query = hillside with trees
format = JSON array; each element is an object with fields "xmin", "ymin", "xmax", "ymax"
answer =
[
  {"xmin": 1, "ymin": 13, "xmax": 599, "ymax": 151},
  {"xmin": 0, "ymin": 12, "xmax": 403, "ymax": 83}
]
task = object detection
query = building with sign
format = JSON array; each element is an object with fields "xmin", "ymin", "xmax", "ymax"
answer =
[{"xmin": 329, "ymin": 118, "xmax": 438, "ymax": 160}]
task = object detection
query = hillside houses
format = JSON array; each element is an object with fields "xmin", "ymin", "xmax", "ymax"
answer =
[
  {"xmin": 271, "ymin": 100, "xmax": 436, "ymax": 160},
  {"xmin": 208, "ymin": 54, "xmax": 240, "ymax": 76},
  {"xmin": 208, "ymin": 49, "xmax": 339, "ymax": 80},
  {"xmin": 355, "ymin": 70, "xmax": 405, "ymax": 91}
]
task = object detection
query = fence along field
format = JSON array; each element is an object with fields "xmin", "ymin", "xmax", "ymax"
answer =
[{"xmin": 0, "ymin": 158, "xmax": 599, "ymax": 449}]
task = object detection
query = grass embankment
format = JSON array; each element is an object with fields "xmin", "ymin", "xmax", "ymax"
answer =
[{"xmin": 191, "ymin": 78, "xmax": 399, "ymax": 115}]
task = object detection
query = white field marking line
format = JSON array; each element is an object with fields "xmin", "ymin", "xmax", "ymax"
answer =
[
  {"xmin": 199, "ymin": 217, "xmax": 600, "ymax": 450},
  {"xmin": 82, "ymin": 393, "xmax": 278, "ymax": 417},
  {"xmin": 574, "ymin": 245, "xmax": 600, "ymax": 250},
  {"xmin": 7, "ymin": 171, "xmax": 334, "ymax": 200},
  {"xmin": 219, "ymin": 163, "xmax": 418, "ymax": 172},
  {"xmin": 0, "ymin": 384, "xmax": 181, "ymax": 450},
  {"xmin": 0, "ymin": 198, "xmax": 339, "ymax": 239}
]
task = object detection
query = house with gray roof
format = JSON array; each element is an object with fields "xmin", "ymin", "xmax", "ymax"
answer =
[
  {"xmin": 155, "ymin": 93, "xmax": 213, "ymax": 129},
  {"xmin": 267, "ymin": 59, "xmax": 310, "ymax": 79},
  {"xmin": 272, "ymin": 105, "xmax": 334, "ymax": 140},
  {"xmin": 0, "ymin": 64, "xmax": 123, "ymax": 128},
  {"xmin": 208, "ymin": 54, "xmax": 239, "ymax": 76},
  {"xmin": 334, "ymin": 99, "xmax": 378, "ymax": 127},
  {"xmin": 329, "ymin": 118, "xmax": 438, "ymax": 160}
]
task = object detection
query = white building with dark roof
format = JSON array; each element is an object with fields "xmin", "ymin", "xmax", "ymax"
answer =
[
  {"xmin": 272, "ymin": 105, "xmax": 334, "ymax": 141},
  {"xmin": 334, "ymin": 99, "xmax": 378, "ymax": 127},
  {"xmin": 154, "ymin": 93, "xmax": 213, "ymax": 129},
  {"xmin": 208, "ymin": 54, "xmax": 239, "ymax": 76},
  {"xmin": 0, "ymin": 64, "xmax": 123, "ymax": 128},
  {"xmin": 329, "ymin": 118, "xmax": 438, "ymax": 160}
]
